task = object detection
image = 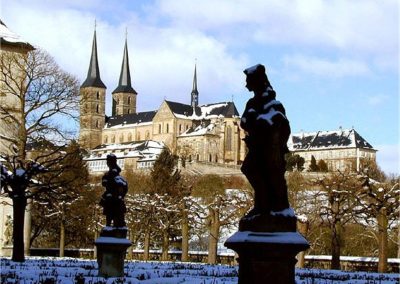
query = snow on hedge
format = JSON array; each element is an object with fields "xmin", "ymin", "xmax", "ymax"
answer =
[{"xmin": 0, "ymin": 257, "xmax": 398, "ymax": 283}]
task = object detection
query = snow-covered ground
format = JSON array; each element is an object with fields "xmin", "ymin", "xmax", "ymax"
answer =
[{"xmin": 1, "ymin": 257, "xmax": 398, "ymax": 283}]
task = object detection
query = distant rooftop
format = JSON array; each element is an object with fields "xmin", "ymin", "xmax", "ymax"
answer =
[
  {"xmin": 288, "ymin": 128, "xmax": 375, "ymax": 151},
  {"xmin": 0, "ymin": 19, "xmax": 33, "ymax": 50},
  {"xmin": 87, "ymin": 140, "xmax": 165, "ymax": 161},
  {"xmin": 104, "ymin": 101, "xmax": 239, "ymax": 129}
]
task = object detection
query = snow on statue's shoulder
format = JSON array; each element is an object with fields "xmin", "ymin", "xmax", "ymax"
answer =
[
  {"xmin": 270, "ymin": 207, "xmax": 295, "ymax": 217},
  {"xmin": 114, "ymin": 176, "xmax": 127, "ymax": 187},
  {"xmin": 16, "ymin": 169, "xmax": 26, "ymax": 177}
]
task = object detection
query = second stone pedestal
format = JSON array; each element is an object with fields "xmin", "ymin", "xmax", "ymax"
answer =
[
  {"xmin": 95, "ymin": 227, "xmax": 132, "ymax": 278},
  {"xmin": 225, "ymin": 231, "xmax": 309, "ymax": 284}
]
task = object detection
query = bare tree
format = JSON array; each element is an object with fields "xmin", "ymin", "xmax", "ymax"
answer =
[
  {"xmin": 312, "ymin": 171, "xmax": 361, "ymax": 269},
  {"xmin": 0, "ymin": 48, "xmax": 79, "ymax": 158},
  {"xmin": 192, "ymin": 174, "xmax": 251, "ymax": 264},
  {"xmin": 355, "ymin": 174, "xmax": 399, "ymax": 272},
  {"xmin": 0, "ymin": 47, "xmax": 79, "ymax": 262}
]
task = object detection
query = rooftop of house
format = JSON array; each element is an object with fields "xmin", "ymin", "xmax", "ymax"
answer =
[
  {"xmin": 288, "ymin": 128, "xmax": 375, "ymax": 151},
  {"xmin": 86, "ymin": 140, "xmax": 165, "ymax": 161},
  {"xmin": 0, "ymin": 19, "xmax": 34, "ymax": 50},
  {"xmin": 105, "ymin": 111, "xmax": 157, "ymax": 129},
  {"xmin": 104, "ymin": 101, "xmax": 239, "ymax": 129}
]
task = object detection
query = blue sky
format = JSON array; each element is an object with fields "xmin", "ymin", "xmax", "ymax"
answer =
[{"xmin": 2, "ymin": 0, "xmax": 399, "ymax": 174}]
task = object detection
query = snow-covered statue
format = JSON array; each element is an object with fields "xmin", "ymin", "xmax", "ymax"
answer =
[
  {"xmin": 240, "ymin": 64, "xmax": 291, "ymax": 217},
  {"xmin": 100, "ymin": 154, "xmax": 128, "ymax": 228}
]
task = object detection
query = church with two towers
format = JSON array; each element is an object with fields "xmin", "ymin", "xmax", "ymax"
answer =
[{"xmin": 79, "ymin": 30, "xmax": 246, "ymax": 173}]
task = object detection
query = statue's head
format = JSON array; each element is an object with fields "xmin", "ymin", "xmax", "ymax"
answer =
[
  {"xmin": 106, "ymin": 154, "xmax": 118, "ymax": 168},
  {"xmin": 243, "ymin": 64, "xmax": 271, "ymax": 92}
]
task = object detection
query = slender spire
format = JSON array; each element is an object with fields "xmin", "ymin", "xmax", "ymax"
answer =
[
  {"xmin": 191, "ymin": 62, "xmax": 199, "ymax": 107},
  {"xmin": 81, "ymin": 28, "xmax": 106, "ymax": 88},
  {"xmin": 112, "ymin": 37, "xmax": 136, "ymax": 94}
]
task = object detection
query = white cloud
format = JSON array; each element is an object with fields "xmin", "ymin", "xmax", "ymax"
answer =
[
  {"xmin": 154, "ymin": 0, "xmax": 398, "ymax": 63},
  {"xmin": 376, "ymin": 144, "xmax": 400, "ymax": 176},
  {"xmin": 282, "ymin": 55, "xmax": 370, "ymax": 77},
  {"xmin": 2, "ymin": 1, "xmax": 248, "ymax": 114},
  {"xmin": 367, "ymin": 94, "xmax": 389, "ymax": 106}
]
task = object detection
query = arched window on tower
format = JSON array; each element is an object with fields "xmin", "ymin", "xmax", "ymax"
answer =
[
  {"xmin": 159, "ymin": 124, "xmax": 162, "ymax": 134},
  {"xmin": 128, "ymin": 96, "xmax": 131, "ymax": 105},
  {"xmin": 166, "ymin": 123, "xmax": 169, "ymax": 133},
  {"xmin": 96, "ymin": 104, "xmax": 100, "ymax": 114},
  {"xmin": 128, "ymin": 109, "xmax": 131, "ymax": 114},
  {"xmin": 96, "ymin": 120, "xmax": 100, "ymax": 128},
  {"xmin": 96, "ymin": 92, "xmax": 100, "ymax": 100},
  {"xmin": 225, "ymin": 126, "xmax": 232, "ymax": 151}
]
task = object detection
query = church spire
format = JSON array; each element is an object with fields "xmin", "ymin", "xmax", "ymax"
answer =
[
  {"xmin": 112, "ymin": 38, "xmax": 136, "ymax": 94},
  {"xmin": 191, "ymin": 63, "xmax": 199, "ymax": 107},
  {"xmin": 81, "ymin": 28, "xmax": 106, "ymax": 88}
]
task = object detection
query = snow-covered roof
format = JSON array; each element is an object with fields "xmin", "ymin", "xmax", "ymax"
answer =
[
  {"xmin": 103, "ymin": 101, "xmax": 239, "ymax": 130},
  {"xmin": 288, "ymin": 128, "xmax": 375, "ymax": 151},
  {"xmin": 169, "ymin": 101, "xmax": 239, "ymax": 120},
  {"xmin": 85, "ymin": 140, "xmax": 165, "ymax": 161},
  {"xmin": 179, "ymin": 121, "xmax": 217, "ymax": 137},
  {"xmin": 105, "ymin": 111, "xmax": 157, "ymax": 129},
  {"xmin": 0, "ymin": 20, "xmax": 33, "ymax": 50}
]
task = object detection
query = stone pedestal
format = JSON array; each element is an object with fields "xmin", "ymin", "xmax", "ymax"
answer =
[
  {"xmin": 225, "ymin": 231, "xmax": 309, "ymax": 284},
  {"xmin": 95, "ymin": 227, "xmax": 131, "ymax": 278}
]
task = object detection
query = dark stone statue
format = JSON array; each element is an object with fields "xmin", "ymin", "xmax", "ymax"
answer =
[
  {"xmin": 224, "ymin": 65, "xmax": 309, "ymax": 284},
  {"xmin": 100, "ymin": 154, "xmax": 128, "ymax": 228},
  {"xmin": 240, "ymin": 64, "xmax": 291, "ymax": 217}
]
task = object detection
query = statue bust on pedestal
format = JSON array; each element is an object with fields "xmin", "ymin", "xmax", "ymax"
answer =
[
  {"xmin": 95, "ymin": 154, "xmax": 131, "ymax": 278},
  {"xmin": 100, "ymin": 154, "xmax": 127, "ymax": 229},
  {"xmin": 239, "ymin": 64, "xmax": 296, "ymax": 232},
  {"xmin": 225, "ymin": 64, "xmax": 309, "ymax": 284}
]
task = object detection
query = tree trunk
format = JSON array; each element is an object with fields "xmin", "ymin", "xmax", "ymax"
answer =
[
  {"xmin": 143, "ymin": 230, "xmax": 150, "ymax": 261},
  {"xmin": 127, "ymin": 230, "xmax": 133, "ymax": 260},
  {"xmin": 398, "ymin": 220, "xmax": 400, "ymax": 259},
  {"xmin": 331, "ymin": 222, "xmax": 341, "ymax": 270},
  {"xmin": 181, "ymin": 206, "xmax": 189, "ymax": 262},
  {"xmin": 23, "ymin": 199, "xmax": 32, "ymax": 256},
  {"xmin": 93, "ymin": 227, "xmax": 99, "ymax": 259},
  {"xmin": 12, "ymin": 197, "xmax": 27, "ymax": 262},
  {"xmin": 59, "ymin": 218, "xmax": 65, "ymax": 257},
  {"xmin": 207, "ymin": 209, "xmax": 220, "ymax": 264},
  {"xmin": 377, "ymin": 207, "xmax": 388, "ymax": 273},
  {"xmin": 296, "ymin": 220, "xmax": 309, "ymax": 268},
  {"xmin": 161, "ymin": 230, "xmax": 169, "ymax": 261}
]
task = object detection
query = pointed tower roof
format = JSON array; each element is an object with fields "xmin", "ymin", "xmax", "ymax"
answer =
[
  {"xmin": 81, "ymin": 30, "xmax": 106, "ymax": 88},
  {"xmin": 192, "ymin": 64, "xmax": 199, "ymax": 94},
  {"xmin": 112, "ymin": 39, "xmax": 136, "ymax": 94},
  {"xmin": 191, "ymin": 63, "xmax": 199, "ymax": 107}
]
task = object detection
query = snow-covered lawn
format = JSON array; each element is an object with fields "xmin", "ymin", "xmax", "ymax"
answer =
[{"xmin": 0, "ymin": 257, "xmax": 398, "ymax": 283}]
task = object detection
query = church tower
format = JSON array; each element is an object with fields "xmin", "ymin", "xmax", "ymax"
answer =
[
  {"xmin": 191, "ymin": 64, "xmax": 199, "ymax": 107},
  {"xmin": 79, "ymin": 29, "xmax": 106, "ymax": 149},
  {"xmin": 112, "ymin": 37, "xmax": 137, "ymax": 116}
]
